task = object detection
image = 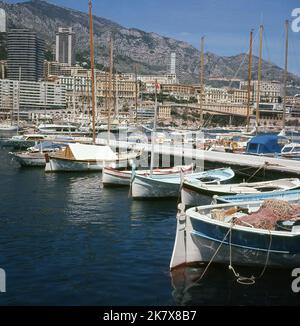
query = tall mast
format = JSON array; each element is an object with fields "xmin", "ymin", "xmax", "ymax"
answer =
[
  {"xmin": 282, "ymin": 19, "xmax": 289, "ymax": 131},
  {"xmin": 256, "ymin": 25, "xmax": 263, "ymax": 129},
  {"xmin": 108, "ymin": 35, "xmax": 113, "ymax": 145},
  {"xmin": 246, "ymin": 30, "xmax": 253, "ymax": 132},
  {"xmin": 135, "ymin": 64, "xmax": 138, "ymax": 124},
  {"xmin": 86, "ymin": 71, "xmax": 91, "ymax": 130},
  {"xmin": 150, "ymin": 80, "xmax": 158, "ymax": 176},
  {"xmin": 89, "ymin": 0, "xmax": 96, "ymax": 144},
  {"xmin": 199, "ymin": 36, "xmax": 204, "ymax": 127},
  {"xmin": 17, "ymin": 66, "xmax": 21, "ymax": 130}
]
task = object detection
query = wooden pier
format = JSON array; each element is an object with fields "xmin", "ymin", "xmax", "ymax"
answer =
[{"xmin": 97, "ymin": 139, "xmax": 300, "ymax": 176}]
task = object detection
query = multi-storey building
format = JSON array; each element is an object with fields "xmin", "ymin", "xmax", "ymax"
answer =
[
  {"xmin": 161, "ymin": 84, "xmax": 196, "ymax": 101},
  {"xmin": 7, "ymin": 29, "xmax": 45, "ymax": 82},
  {"xmin": 0, "ymin": 79, "xmax": 66, "ymax": 120},
  {"xmin": 55, "ymin": 27, "xmax": 75, "ymax": 66},
  {"xmin": 240, "ymin": 80, "xmax": 282, "ymax": 103}
]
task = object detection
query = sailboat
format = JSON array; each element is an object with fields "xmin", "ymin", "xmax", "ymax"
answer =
[{"xmin": 44, "ymin": 1, "xmax": 141, "ymax": 172}]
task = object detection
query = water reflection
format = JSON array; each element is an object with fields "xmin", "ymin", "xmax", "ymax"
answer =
[{"xmin": 170, "ymin": 264, "xmax": 300, "ymax": 305}]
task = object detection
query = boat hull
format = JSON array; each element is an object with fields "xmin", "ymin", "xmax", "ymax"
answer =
[
  {"xmin": 132, "ymin": 175, "xmax": 180, "ymax": 198},
  {"xmin": 182, "ymin": 178, "xmax": 300, "ymax": 207},
  {"xmin": 132, "ymin": 168, "xmax": 235, "ymax": 199},
  {"xmin": 170, "ymin": 204, "xmax": 300, "ymax": 270},
  {"xmin": 181, "ymin": 184, "xmax": 211, "ymax": 207},
  {"xmin": 102, "ymin": 165, "xmax": 193, "ymax": 187},
  {"xmin": 215, "ymin": 190, "xmax": 300, "ymax": 204},
  {"xmin": 102, "ymin": 168, "xmax": 131, "ymax": 186},
  {"xmin": 13, "ymin": 153, "xmax": 46, "ymax": 167},
  {"xmin": 45, "ymin": 157, "xmax": 130, "ymax": 172}
]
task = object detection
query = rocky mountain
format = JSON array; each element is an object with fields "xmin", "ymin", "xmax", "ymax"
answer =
[{"xmin": 0, "ymin": 0, "xmax": 299, "ymax": 85}]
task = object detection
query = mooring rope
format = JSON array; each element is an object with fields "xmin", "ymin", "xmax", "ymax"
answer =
[
  {"xmin": 196, "ymin": 217, "xmax": 273, "ymax": 286},
  {"xmin": 228, "ymin": 226, "xmax": 272, "ymax": 285}
]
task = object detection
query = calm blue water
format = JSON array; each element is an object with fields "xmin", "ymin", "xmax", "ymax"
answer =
[{"xmin": 0, "ymin": 147, "xmax": 299, "ymax": 306}]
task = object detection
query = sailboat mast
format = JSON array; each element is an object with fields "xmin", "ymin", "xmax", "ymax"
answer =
[
  {"xmin": 199, "ymin": 36, "xmax": 204, "ymax": 127},
  {"xmin": 256, "ymin": 25, "xmax": 263, "ymax": 128},
  {"xmin": 108, "ymin": 36, "xmax": 113, "ymax": 145},
  {"xmin": 86, "ymin": 71, "xmax": 91, "ymax": 129},
  {"xmin": 89, "ymin": 0, "xmax": 96, "ymax": 144},
  {"xmin": 246, "ymin": 30, "xmax": 253, "ymax": 132},
  {"xmin": 282, "ymin": 19, "xmax": 289, "ymax": 131},
  {"xmin": 135, "ymin": 64, "xmax": 138, "ymax": 124},
  {"xmin": 150, "ymin": 80, "xmax": 158, "ymax": 176},
  {"xmin": 17, "ymin": 66, "xmax": 21, "ymax": 130}
]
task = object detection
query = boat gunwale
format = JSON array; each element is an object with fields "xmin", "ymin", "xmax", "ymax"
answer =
[{"xmin": 186, "ymin": 202, "xmax": 300, "ymax": 237}]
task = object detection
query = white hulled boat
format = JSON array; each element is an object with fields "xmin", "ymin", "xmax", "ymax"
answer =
[
  {"xmin": 102, "ymin": 165, "xmax": 193, "ymax": 186},
  {"xmin": 131, "ymin": 168, "xmax": 235, "ymax": 199},
  {"xmin": 45, "ymin": 143, "xmax": 141, "ymax": 172}
]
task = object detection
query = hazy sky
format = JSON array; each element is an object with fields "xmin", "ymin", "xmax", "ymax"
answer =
[{"xmin": 6, "ymin": 0, "xmax": 300, "ymax": 75}]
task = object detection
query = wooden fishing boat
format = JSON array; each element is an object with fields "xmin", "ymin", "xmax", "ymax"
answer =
[
  {"xmin": 181, "ymin": 178, "xmax": 300, "ymax": 207},
  {"xmin": 45, "ymin": 143, "xmax": 141, "ymax": 172},
  {"xmin": 102, "ymin": 165, "xmax": 193, "ymax": 186},
  {"xmin": 214, "ymin": 189, "xmax": 300, "ymax": 204},
  {"xmin": 131, "ymin": 168, "xmax": 235, "ymax": 199},
  {"xmin": 170, "ymin": 200, "xmax": 300, "ymax": 270}
]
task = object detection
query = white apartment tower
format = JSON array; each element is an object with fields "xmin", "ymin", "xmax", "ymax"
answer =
[
  {"xmin": 55, "ymin": 27, "xmax": 75, "ymax": 66},
  {"xmin": 170, "ymin": 52, "xmax": 176, "ymax": 75},
  {"xmin": 0, "ymin": 8, "xmax": 6, "ymax": 33}
]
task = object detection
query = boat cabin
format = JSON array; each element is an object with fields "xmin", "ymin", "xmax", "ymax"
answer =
[{"xmin": 246, "ymin": 135, "xmax": 288, "ymax": 155}]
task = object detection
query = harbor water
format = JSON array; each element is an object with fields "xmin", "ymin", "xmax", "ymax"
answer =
[{"xmin": 0, "ymin": 147, "xmax": 299, "ymax": 306}]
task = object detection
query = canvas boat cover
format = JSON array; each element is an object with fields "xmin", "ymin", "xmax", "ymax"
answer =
[{"xmin": 68, "ymin": 143, "xmax": 117, "ymax": 161}]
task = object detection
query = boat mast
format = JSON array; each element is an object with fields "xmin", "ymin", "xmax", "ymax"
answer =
[
  {"xmin": 108, "ymin": 35, "xmax": 113, "ymax": 145},
  {"xmin": 246, "ymin": 30, "xmax": 253, "ymax": 132},
  {"xmin": 86, "ymin": 71, "xmax": 91, "ymax": 131},
  {"xmin": 256, "ymin": 25, "xmax": 263, "ymax": 130},
  {"xmin": 17, "ymin": 66, "xmax": 21, "ymax": 131},
  {"xmin": 199, "ymin": 36, "xmax": 204, "ymax": 127},
  {"xmin": 150, "ymin": 80, "xmax": 158, "ymax": 176},
  {"xmin": 282, "ymin": 19, "xmax": 289, "ymax": 131},
  {"xmin": 89, "ymin": 0, "xmax": 96, "ymax": 144},
  {"xmin": 135, "ymin": 64, "xmax": 138, "ymax": 125}
]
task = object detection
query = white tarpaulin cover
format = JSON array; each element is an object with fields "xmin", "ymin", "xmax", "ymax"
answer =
[{"xmin": 69, "ymin": 143, "xmax": 117, "ymax": 161}]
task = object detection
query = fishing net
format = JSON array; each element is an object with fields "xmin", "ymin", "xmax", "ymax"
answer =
[{"xmin": 236, "ymin": 200, "xmax": 300, "ymax": 230}]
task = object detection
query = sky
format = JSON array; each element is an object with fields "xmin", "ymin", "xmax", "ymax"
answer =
[{"xmin": 6, "ymin": 0, "xmax": 300, "ymax": 75}]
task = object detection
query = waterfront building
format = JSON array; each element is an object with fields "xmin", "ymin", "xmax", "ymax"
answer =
[
  {"xmin": 58, "ymin": 72, "xmax": 138, "ymax": 115},
  {"xmin": 0, "ymin": 79, "xmax": 66, "ymax": 120},
  {"xmin": 7, "ymin": 29, "xmax": 45, "ymax": 82},
  {"xmin": 161, "ymin": 84, "xmax": 196, "ymax": 101},
  {"xmin": 55, "ymin": 27, "xmax": 75, "ymax": 66},
  {"xmin": 240, "ymin": 80, "xmax": 282, "ymax": 103}
]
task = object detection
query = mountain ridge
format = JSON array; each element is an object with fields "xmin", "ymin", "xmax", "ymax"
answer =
[{"xmin": 0, "ymin": 0, "xmax": 299, "ymax": 86}]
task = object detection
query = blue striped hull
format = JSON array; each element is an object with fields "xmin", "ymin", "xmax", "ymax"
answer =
[{"xmin": 190, "ymin": 217, "xmax": 300, "ymax": 267}]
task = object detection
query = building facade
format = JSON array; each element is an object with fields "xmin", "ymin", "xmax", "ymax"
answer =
[
  {"xmin": 55, "ymin": 27, "xmax": 75, "ymax": 66},
  {"xmin": 7, "ymin": 29, "xmax": 45, "ymax": 82},
  {"xmin": 0, "ymin": 79, "xmax": 66, "ymax": 119},
  {"xmin": 0, "ymin": 8, "xmax": 6, "ymax": 33}
]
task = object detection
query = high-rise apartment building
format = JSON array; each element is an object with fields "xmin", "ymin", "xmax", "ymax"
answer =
[
  {"xmin": 0, "ymin": 8, "xmax": 6, "ymax": 33},
  {"xmin": 7, "ymin": 29, "xmax": 45, "ymax": 82},
  {"xmin": 55, "ymin": 27, "xmax": 75, "ymax": 66}
]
